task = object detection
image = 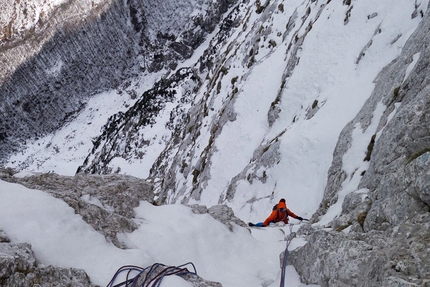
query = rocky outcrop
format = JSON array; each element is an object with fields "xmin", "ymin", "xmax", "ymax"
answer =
[
  {"xmin": 0, "ymin": 239, "xmax": 93, "ymax": 287},
  {"xmin": 188, "ymin": 204, "xmax": 248, "ymax": 231},
  {"xmin": 0, "ymin": 168, "xmax": 154, "ymax": 249},
  {"xmin": 289, "ymin": 4, "xmax": 430, "ymax": 286}
]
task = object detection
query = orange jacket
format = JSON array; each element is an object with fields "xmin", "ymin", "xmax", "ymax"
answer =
[{"xmin": 263, "ymin": 201, "xmax": 298, "ymax": 226}]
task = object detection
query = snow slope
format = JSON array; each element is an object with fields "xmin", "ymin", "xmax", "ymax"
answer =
[
  {"xmin": 3, "ymin": 0, "xmax": 429, "ymax": 286},
  {"xmin": 0, "ymin": 178, "xmax": 314, "ymax": 286}
]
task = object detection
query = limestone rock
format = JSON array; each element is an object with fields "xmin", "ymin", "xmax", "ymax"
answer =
[
  {"xmin": 0, "ymin": 241, "xmax": 93, "ymax": 287},
  {"xmin": 289, "ymin": 4, "xmax": 430, "ymax": 286},
  {"xmin": 188, "ymin": 204, "xmax": 248, "ymax": 231},
  {"xmin": 0, "ymin": 168, "xmax": 154, "ymax": 249}
]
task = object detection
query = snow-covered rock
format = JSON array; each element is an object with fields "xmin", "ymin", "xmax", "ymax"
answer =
[
  {"xmin": 290, "ymin": 4, "xmax": 430, "ymax": 286},
  {"xmin": 0, "ymin": 241, "xmax": 93, "ymax": 287}
]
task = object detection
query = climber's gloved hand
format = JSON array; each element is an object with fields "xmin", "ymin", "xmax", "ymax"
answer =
[{"xmin": 296, "ymin": 216, "xmax": 303, "ymax": 221}]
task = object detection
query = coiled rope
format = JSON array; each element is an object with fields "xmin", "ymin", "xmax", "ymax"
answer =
[{"xmin": 106, "ymin": 262, "xmax": 198, "ymax": 287}]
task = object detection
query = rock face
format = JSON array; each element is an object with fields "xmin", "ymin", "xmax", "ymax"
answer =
[
  {"xmin": 289, "ymin": 4, "xmax": 430, "ymax": 287},
  {"xmin": 0, "ymin": 0, "xmax": 237, "ymax": 163},
  {"xmin": 76, "ymin": 0, "xmax": 322, "ymax": 206},
  {"xmin": 0, "ymin": 239, "xmax": 94, "ymax": 287}
]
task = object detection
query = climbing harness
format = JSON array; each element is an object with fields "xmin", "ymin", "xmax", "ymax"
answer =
[{"xmin": 106, "ymin": 262, "xmax": 198, "ymax": 287}]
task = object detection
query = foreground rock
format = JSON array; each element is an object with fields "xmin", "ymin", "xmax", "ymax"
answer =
[
  {"xmin": 0, "ymin": 168, "xmax": 154, "ymax": 249},
  {"xmin": 0, "ymin": 168, "xmax": 227, "ymax": 286},
  {"xmin": 0, "ymin": 239, "xmax": 94, "ymax": 287}
]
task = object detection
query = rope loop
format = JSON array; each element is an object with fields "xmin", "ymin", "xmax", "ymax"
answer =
[{"xmin": 106, "ymin": 262, "xmax": 198, "ymax": 287}]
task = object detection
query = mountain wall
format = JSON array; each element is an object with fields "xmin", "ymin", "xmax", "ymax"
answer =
[
  {"xmin": 74, "ymin": 0, "xmax": 430, "ymax": 285},
  {"xmin": 77, "ymin": 0, "xmax": 329, "ymax": 205},
  {"xmin": 2, "ymin": 0, "xmax": 430, "ymax": 286},
  {"xmin": 290, "ymin": 4, "xmax": 430, "ymax": 286}
]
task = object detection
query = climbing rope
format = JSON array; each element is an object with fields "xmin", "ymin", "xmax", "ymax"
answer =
[
  {"xmin": 106, "ymin": 262, "xmax": 198, "ymax": 287},
  {"xmin": 279, "ymin": 223, "xmax": 296, "ymax": 287}
]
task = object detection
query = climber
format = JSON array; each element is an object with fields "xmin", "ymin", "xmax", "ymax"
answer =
[{"xmin": 248, "ymin": 198, "xmax": 305, "ymax": 227}]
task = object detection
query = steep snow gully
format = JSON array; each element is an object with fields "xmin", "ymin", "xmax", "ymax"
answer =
[{"xmin": 1, "ymin": 0, "xmax": 430, "ymax": 286}]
